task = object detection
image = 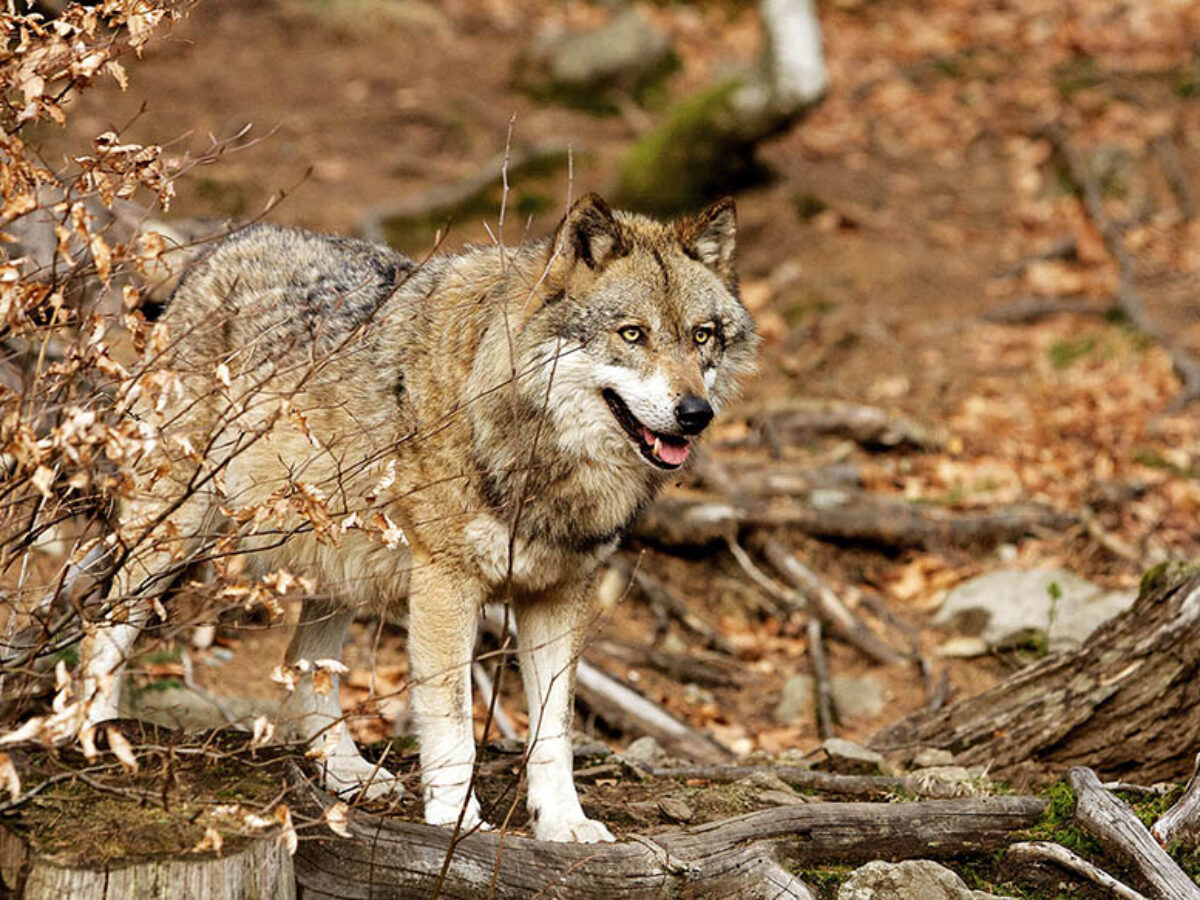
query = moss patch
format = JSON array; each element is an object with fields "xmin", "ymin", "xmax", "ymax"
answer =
[
  {"xmin": 4, "ymin": 724, "xmax": 292, "ymax": 866},
  {"xmin": 616, "ymin": 77, "xmax": 770, "ymax": 215}
]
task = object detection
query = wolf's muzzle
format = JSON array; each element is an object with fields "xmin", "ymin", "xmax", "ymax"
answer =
[{"xmin": 675, "ymin": 395, "xmax": 714, "ymax": 435}]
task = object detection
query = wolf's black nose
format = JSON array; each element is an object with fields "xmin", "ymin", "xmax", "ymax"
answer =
[{"xmin": 675, "ymin": 395, "xmax": 714, "ymax": 434}]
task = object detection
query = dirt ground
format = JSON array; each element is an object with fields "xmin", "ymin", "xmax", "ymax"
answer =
[{"xmin": 24, "ymin": 0, "xmax": 1200, "ymax": 807}]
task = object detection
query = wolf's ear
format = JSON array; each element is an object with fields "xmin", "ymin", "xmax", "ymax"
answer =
[
  {"xmin": 679, "ymin": 197, "xmax": 737, "ymax": 285},
  {"xmin": 556, "ymin": 193, "xmax": 626, "ymax": 270}
]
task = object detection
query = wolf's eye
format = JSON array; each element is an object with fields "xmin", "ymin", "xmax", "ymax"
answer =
[
  {"xmin": 693, "ymin": 324, "xmax": 714, "ymax": 346},
  {"xmin": 619, "ymin": 325, "xmax": 644, "ymax": 344}
]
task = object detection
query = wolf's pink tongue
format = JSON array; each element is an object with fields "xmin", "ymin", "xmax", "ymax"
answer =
[{"xmin": 658, "ymin": 440, "xmax": 690, "ymax": 466}]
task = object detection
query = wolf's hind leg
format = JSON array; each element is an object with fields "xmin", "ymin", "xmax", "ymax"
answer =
[
  {"xmin": 281, "ymin": 596, "xmax": 404, "ymax": 800},
  {"xmin": 516, "ymin": 585, "xmax": 614, "ymax": 843},
  {"xmin": 409, "ymin": 564, "xmax": 487, "ymax": 830}
]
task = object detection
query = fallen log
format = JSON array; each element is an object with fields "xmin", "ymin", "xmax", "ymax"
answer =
[
  {"xmin": 873, "ymin": 565, "xmax": 1200, "ymax": 785},
  {"xmin": 631, "ymin": 492, "xmax": 1072, "ymax": 552},
  {"xmin": 1069, "ymin": 767, "xmax": 1200, "ymax": 900},
  {"xmin": 740, "ymin": 399, "xmax": 942, "ymax": 451},
  {"xmin": 293, "ymin": 779, "xmax": 1047, "ymax": 900},
  {"xmin": 635, "ymin": 763, "xmax": 982, "ymax": 800}
]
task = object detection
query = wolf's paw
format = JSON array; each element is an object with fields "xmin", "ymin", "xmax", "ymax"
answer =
[
  {"xmin": 534, "ymin": 816, "xmax": 616, "ymax": 843},
  {"xmin": 320, "ymin": 756, "xmax": 406, "ymax": 802},
  {"xmin": 424, "ymin": 792, "xmax": 491, "ymax": 832}
]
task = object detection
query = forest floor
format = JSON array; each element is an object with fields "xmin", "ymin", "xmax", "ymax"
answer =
[{"xmin": 25, "ymin": 0, "xmax": 1200, "ymax": 834}]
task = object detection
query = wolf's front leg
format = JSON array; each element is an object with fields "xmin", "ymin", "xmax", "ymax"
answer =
[
  {"xmin": 409, "ymin": 563, "xmax": 487, "ymax": 830},
  {"xmin": 281, "ymin": 597, "xmax": 404, "ymax": 800},
  {"xmin": 515, "ymin": 584, "xmax": 614, "ymax": 843}
]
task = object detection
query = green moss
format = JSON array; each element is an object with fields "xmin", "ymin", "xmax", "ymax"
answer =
[
  {"xmin": 794, "ymin": 864, "xmax": 853, "ymax": 898},
  {"xmin": 1140, "ymin": 559, "xmax": 1200, "ymax": 595},
  {"xmin": 616, "ymin": 77, "xmax": 767, "ymax": 215},
  {"xmin": 792, "ymin": 192, "xmax": 829, "ymax": 222},
  {"xmin": 1133, "ymin": 449, "xmax": 1196, "ymax": 478},
  {"xmin": 51, "ymin": 645, "xmax": 79, "ymax": 666},
  {"xmin": 1054, "ymin": 55, "xmax": 1104, "ymax": 98},
  {"xmin": 1023, "ymin": 781, "xmax": 1104, "ymax": 859},
  {"xmin": 1047, "ymin": 336, "xmax": 1095, "ymax": 369}
]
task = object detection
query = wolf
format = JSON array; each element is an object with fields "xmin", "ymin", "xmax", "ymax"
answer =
[{"xmin": 77, "ymin": 193, "xmax": 757, "ymax": 842}]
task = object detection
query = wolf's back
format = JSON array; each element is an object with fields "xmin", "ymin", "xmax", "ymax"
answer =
[{"xmin": 162, "ymin": 224, "xmax": 416, "ymax": 371}]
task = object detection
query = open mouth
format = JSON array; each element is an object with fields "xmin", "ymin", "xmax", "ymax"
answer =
[{"xmin": 602, "ymin": 389, "xmax": 691, "ymax": 470}]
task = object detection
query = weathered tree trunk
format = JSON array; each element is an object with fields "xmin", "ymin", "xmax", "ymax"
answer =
[
  {"xmin": 293, "ymin": 785, "xmax": 1045, "ymax": 900},
  {"xmin": 0, "ymin": 825, "xmax": 294, "ymax": 900},
  {"xmin": 616, "ymin": 0, "xmax": 827, "ymax": 213},
  {"xmin": 873, "ymin": 565, "xmax": 1200, "ymax": 784}
]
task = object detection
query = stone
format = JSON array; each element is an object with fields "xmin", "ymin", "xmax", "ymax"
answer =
[
  {"xmin": 657, "ymin": 796, "xmax": 693, "ymax": 822},
  {"xmin": 736, "ymin": 770, "xmax": 799, "ymax": 794},
  {"xmin": 515, "ymin": 8, "xmax": 675, "ymax": 110},
  {"xmin": 817, "ymin": 738, "xmax": 885, "ymax": 775},
  {"xmin": 830, "ymin": 675, "xmax": 886, "ymax": 720},
  {"xmin": 626, "ymin": 800, "xmax": 659, "ymax": 824},
  {"xmin": 912, "ymin": 748, "xmax": 956, "ymax": 768},
  {"xmin": 774, "ymin": 674, "xmax": 814, "ymax": 724},
  {"xmin": 622, "ymin": 735, "xmax": 668, "ymax": 766},
  {"xmin": 837, "ymin": 860, "xmax": 1014, "ymax": 900},
  {"xmin": 934, "ymin": 567, "xmax": 1136, "ymax": 652}
]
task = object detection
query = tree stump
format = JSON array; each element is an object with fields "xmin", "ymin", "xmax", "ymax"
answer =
[
  {"xmin": 0, "ymin": 725, "xmax": 296, "ymax": 900},
  {"xmin": 873, "ymin": 564, "xmax": 1200, "ymax": 784},
  {"xmin": 0, "ymin": 825, "xmax": 294, "ymax": 900}
]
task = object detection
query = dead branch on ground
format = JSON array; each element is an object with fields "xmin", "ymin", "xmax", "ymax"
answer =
[
  {"xmin": 1047, "ymin": 125, "xmax": 1200, "ymax": 410},
  {"xmin": 1069, "ymin": 767, "xmax": 1200, "ymax": 900},
  {"xmin": 1005, "ymin": 841, "xmax": 1149, "ymax": 900},
  {"xmin": 1152, "ymin": 751, "xmax": 1200, "ymax": 851}
]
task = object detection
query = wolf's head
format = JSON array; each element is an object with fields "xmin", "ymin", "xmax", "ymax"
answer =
[{"xmin": 520, "ymin": 193, "xmax": 758, "ymax": 472}]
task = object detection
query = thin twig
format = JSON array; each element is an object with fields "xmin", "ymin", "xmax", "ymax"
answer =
[
  {"xmin": 1047, "ymin": 125, "xmax": 1200, "ymax": 409},
  {"xmin": 807, "ymin": 618, "xmax": 835, "ymax": 740},
  {"xmin": 1006, "ymin": 841, "xmax": 1149, "ymax": 900}
]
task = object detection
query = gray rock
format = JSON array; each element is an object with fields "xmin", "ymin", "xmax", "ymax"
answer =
[
  {"xmin": 622, "ymin": 735, "xmax": 668, "ymax": 765},
  {"xmin": 830, "ymin": 675, "xmax": 886, "ymax": 720},
  {"xmin": 818, "ymin": 738, "xmax": 884, "ymax": 775},
  {"xmin": 934, "ymin": 567, "xmax": 1135, "ymax": 651},
  {"xmin": 837, "ymin": 860, "xmax": 1013, "ymax": 900},
  {"xmin": 912, "ymin": 747, "xmax": 956, "ymax": 768},
  {"xmin": 736, "ymin": 770, "xmax": 799, "ymax": 794},
  {"xmin": 774, "ymin": 674, "xmax": 814, "ymax": 724},
  {"xmin": 759, "ymin": 789, "xmax": 810, "ymax": 806},
  {"xmin": 657, "ymin": 796, "xmax": 693, "ymax": 822},
  {"xmin": 516, "ymin": 9, "xmax": 675, "ymax": 108}
]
